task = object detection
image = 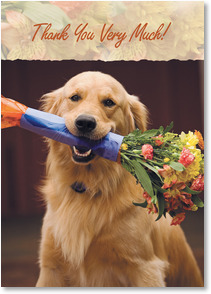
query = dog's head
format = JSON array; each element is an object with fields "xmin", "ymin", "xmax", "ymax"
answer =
[{"xmin": 41, "ymin": 71, "xmax": 148, "ymax": 165}]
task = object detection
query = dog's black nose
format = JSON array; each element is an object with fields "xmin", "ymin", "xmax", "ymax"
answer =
[{"xmin": 75, "ymin": 115, "xmax": 96, "ymax": 133}]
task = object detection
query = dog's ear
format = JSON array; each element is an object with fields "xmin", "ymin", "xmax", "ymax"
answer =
[
  {"xmin": 128, "ymin": 95, "xmax": 148, "ymax": 132},
  {"xmin": 40, "ymin": 87, "xmax": 63, "ymax": 115}
]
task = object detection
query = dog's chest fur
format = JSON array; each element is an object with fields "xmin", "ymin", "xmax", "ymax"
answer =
[{"xmin": 44, "ymin": 157, "xmax": 145, "ymax": 268}]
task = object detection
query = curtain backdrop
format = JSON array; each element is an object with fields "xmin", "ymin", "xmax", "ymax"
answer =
[{"xmin": 1, "ymin": 60, "xmax": 204, "ymax": 217}]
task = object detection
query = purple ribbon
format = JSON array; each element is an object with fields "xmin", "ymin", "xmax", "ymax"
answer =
[{"xmin": 20, "ymin": 108, "xmax": 123, "ymax": 162}]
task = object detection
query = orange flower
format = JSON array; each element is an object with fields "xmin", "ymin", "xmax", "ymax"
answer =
[
  {"xmin": 180, "ymin": 193, "xmax": 194, "ymax": 210},
  {"xmin": 153, "ymin": 134, "xmax": 163, "ymax": 146},
  {"xmin": 163, "ymin": 182, "xmax": 186, "ymax": 196},
  {"xmin": 158, "ymin": 165, "xmax": 172, "ymax": 178},
  {"xmin": 163, "ymin": 180, "xmax": 196, "ymax": 214},
  {"xmin": 143, "ymin": 192, "xmax": 158, "ymax": 214},
  {"xmin": 165, "ymin": 197, "xmax": 180, "ymax": 211},
  {"xmin": 158, "ymin": 165, "xmax": 178, "ymax": 188},
  {"xmin": 170, "ymin": 212, "xmax": 186, "ymax": 226},
  {"xmin": 194, "ymin": 130, "xmax": 204, "ymax": 150}
]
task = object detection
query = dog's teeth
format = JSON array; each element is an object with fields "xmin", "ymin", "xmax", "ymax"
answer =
[
  {"xmin": 84, "ymin": 149, "xmax": 91, "ymax": 156},
  {"xmin": 73, "ymin": 146, "xmax": 91, "ymax": 157}
]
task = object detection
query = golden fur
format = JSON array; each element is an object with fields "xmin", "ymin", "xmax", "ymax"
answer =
[{"xmin": 36, "ymin": 71, "xmax": 203, "ymax": 287}]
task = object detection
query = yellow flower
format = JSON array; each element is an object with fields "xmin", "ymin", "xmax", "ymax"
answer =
[
  {"xmin": 6, "ymin": 10, "xmax": 32, "ymax": 35},
  {"xmin": 176, "ymin": 155, "xmax": 201, "ymax": 183},
  {"xmin": 180, "ymin": 131, "xmax": 199, "ymax": 149},
  {"xmin": 164, "ymin": 158, "xmax": 170, "ymax": 162},
  {"xmin": 163, "ymin": 173, "xmax": 178, "ymax": 188},
  {"xmin": 7, "ymin": 39, "xmax": 46, "ymax": 60},
  {"xmin": 191, "ymin": 205, "xmax": 198, "ymax": 212},
  {"xmin": 1, "ymin": 10, "xmax": 46, "ymax": 60},
  {"xmin": 121, "ymin": 143, "xmax": 128, "ymax": 150},
  {"xmin": 178, "ymin": 131, "xmax": 204, "ymax": 181}
]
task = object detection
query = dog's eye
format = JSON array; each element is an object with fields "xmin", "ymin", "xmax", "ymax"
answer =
[
  {"xmin": 103, "ymin": 99, "xmax": 115, "ymax": 107},
  {"xmin": 70, "ymin": 95, "xmax": 81, "ymax": 102}
]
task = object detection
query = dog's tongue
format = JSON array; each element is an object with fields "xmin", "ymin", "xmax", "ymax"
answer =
[{"xmin": 75, "ymin": 146, "xmax": 91, "ymax": 153}]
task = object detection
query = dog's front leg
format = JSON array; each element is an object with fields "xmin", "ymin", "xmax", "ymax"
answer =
[
  {"xmin": 36, "ymin": 224, "xmax": 68, "ymax": 287},
  {"xmin": 36, "ymin": 266, "xmax": 66, "ymax": 287},
  {"xmin": 132, "ymin": 258, "xmax": 168, "ymax": 287}
]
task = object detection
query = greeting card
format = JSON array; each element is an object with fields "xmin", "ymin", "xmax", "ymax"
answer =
[{"xmin": 1, "ymin": 1, "xmax": 204, "ymax": 288}]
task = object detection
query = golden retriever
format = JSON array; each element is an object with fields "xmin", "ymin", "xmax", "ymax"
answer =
[{"xmin": 36, "ymin": 71, "xmax": 203, "ymax": 287}]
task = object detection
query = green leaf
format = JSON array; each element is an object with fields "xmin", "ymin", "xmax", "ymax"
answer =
[
  {"xmin": 122, "ymin": 161, "xmax": 132, "ymax": 173},
  {"xmin": 153, "ymin": 183, "xmax": 167, "ymax": 193},
  {"xmin": 132, "ymin": 160, "xmax": 154, "ymax": 198},
  {"xmin": 136, "ymin": 158, "xmax": 162, "ymax": 181},
  {"xmin": 155, "ymin": 193, "xmax": 165, "ymax": 221},
  {"xmin": 133, "ymin": 200, "xmax": 148, "ymax": 208},
  {"xmin": 192, "ymin": 195, "xmax": 204, "ymax": 207},
  {"xmin": 139, "ymin": 129, "xmax": 159, "ymax": 139},
  {"xmin": 169, "ymin": 210, "xmax": 176, "ymax": 218},
  {"xmin": 169, "ymin": 161, "xmax": 185, "ymax": 171},
  {"xmin": 158, "ymin": 126, "xmax": 164, "ymax": 134},
  {"xmin": 163, "ymin": 121, "xmax": 174, "ymax": 134},
  {"xmin": 22, "ymin": 2, "xmax": 71, "ymax": 30},
  {"xmin": 182, "ymin": 185, "xmax": 202, "ymax": 195},
  {"xmin": 125, "ymin": 128, "xmax": 142, "ymax": 137}
]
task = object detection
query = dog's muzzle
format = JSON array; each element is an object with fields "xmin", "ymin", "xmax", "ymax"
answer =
[{"xmin": 72, "ymin": 115, "xmax": 97, "ymax": 163}]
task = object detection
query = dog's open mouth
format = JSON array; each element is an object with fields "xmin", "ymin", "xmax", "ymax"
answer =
[{"xmin": 72, "ymin": 146, "xmax": 95, "ymax": 163}]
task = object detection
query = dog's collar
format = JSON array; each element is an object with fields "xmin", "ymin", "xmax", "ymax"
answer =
[{"xmin": 71, "ymin": 182, "xmax": 87, "ymax": 193}]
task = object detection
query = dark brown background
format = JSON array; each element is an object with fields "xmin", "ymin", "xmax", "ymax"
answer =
[{"xmin": 1, "ymin": 60, "xmax": 204, "ymax": 286}]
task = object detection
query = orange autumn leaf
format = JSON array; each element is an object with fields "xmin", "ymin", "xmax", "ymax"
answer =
[{"xmin": 194, "ymin": 130, "xmax": 204, "ymax": 150}]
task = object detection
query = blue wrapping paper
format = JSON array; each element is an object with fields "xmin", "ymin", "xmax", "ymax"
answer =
[{"xmin": 20, "ymin": 108, "xmax": 124, "ymax": 162}]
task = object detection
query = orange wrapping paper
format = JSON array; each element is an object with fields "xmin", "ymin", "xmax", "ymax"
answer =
[{"xmin": 1, "ymin": 96, "xmax": 28, "ymax": 129}]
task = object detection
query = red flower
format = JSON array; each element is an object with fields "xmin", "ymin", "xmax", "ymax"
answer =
[
  {"xmin": 142, "ymin": 144, "xmax": 153, "ymax": 160},
  {"xmin": 178, "ymin": 147, "xmax": 195, "ymax": 167},
  {"xmin": 153, "ymin": 134, "xmax": 163, "ymax": 146},
  {"xmin": 190, "ymin": 175, "xmax": 204, "ymax": 191},
  {"xmin": 170, "ymin": 212, "xmax": 186, "ymax": 226}
]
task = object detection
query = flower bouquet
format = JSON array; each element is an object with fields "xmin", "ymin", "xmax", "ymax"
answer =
[
  {"xmin": 120, "ymin": 124, "xmax": 204, "ymax": 225},
  {"xmin": 1, "ymin": 96, "xmax": 204, "ymax": 225}
]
